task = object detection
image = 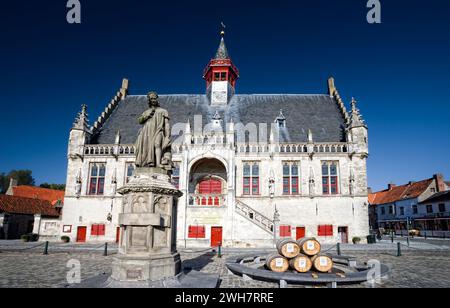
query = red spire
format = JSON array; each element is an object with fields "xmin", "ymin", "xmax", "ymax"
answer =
[{"xmin": 203, "ymin": 31, "xmax": 239, "ymax": 90}]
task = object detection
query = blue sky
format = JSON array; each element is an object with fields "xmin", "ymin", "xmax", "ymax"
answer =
[{"xmin": 0, "ymin": 0, "xmax": 449, "ymax": 191}]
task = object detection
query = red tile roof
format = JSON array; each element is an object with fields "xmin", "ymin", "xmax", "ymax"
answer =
[
  {"xmin": 0, "ymin": 195, "xmax": 60, "ymax": 217},
  {"xmin": 12, "ymin": 186, "xmax": 64, "ymax": 205},
  {"xmin": 369, "ymin": 179, "xmax": 433, "ymax": 205}
]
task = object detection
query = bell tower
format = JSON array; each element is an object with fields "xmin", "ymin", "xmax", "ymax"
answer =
[{"xmin": 203, "ymin": 29, "xmax": 239, "ymax": 106}]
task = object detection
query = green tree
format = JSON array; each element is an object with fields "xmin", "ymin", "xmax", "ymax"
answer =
[
  {"xmin": 0, "ymin": 173, "xmax": 8, "ymax": 194},
  {"xmin": 0, "ymin": 170, "xmax": 36, "ymax": 194},
  {"xmin": 39, "ymin": 183, "xmax": 66, "ymax": 191}
]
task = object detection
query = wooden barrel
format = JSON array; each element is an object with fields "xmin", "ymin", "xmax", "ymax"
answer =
[
  {"xmin": 297, "ymin": 237, "xmax": 321, "ymax": 256},
  {"xmin": 276, "ymin": 239, "xmax": 301, "ymax": 259},
  {"xmin": 289, "ymin": 254, "xmax": 313, "ymax": 273},
  {"xmin": 311, "ymin": 254, "xmax": 334, "ymax": 273},
  {"xmin": 265, "ymin": 253, "xmax": 289, "ymax": 273}
]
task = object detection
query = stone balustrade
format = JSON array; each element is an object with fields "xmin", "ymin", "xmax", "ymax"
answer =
[
  {"xmin": 82, "ymin": 141, "xmax": 349, "ymax": 157},
  {"xmin": 235, "ymin": 200, "xmax": 274, "ymax": 234},
  {"xmin": 188, "ymin": 194, "xmax": 227, "ymax": 207}
]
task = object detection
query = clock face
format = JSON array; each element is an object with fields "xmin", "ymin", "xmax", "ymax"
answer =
[{"xmin": 213, "ymin": 91, "xmax": 227, "ymax": 104}]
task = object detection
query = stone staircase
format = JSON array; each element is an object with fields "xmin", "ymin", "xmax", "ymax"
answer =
[{"xmin": 235, "ymin": 200, "xmax": 274, "ymax": 235}]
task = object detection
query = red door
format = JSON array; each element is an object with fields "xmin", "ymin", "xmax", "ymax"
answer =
[
  {"xmin": 211, "ymin": 227, "xmax": 223, "ymax": 247},
  {"xmin": 76, "ymin": 226, "xmax": 87, "ymax": 243},
  {"xmin": 199, "ymin": 179, "xmax": 222, "ymax": 206},
  {"xmin": 116, "ymin": 227, "xmax": 121, "ymax": 243},
  {"xmin": 296, "ymin": 227, "xmax": 306, "ymax": 240}
]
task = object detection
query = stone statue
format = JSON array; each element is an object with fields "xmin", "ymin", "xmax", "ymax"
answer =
[
  {"xmin": 269, "ymin": 169, "xmax": 275, "ymax": 198},
  {"xmin": 135, "ymin": 92, "xmax": 172, "ymax": 171},
  {"xmin": 309, "ymin": 166, "xmax": 316, "ymax": 197}
]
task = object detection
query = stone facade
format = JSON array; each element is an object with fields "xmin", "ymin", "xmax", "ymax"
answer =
[{"xmin": 60, "ymin": 36, "xmax": 370, "ymax": 248}]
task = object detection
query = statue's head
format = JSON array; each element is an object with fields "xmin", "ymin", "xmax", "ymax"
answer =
[{"xmin": 147, "ymin": 91, "xmax": 159, "ymax": 107}]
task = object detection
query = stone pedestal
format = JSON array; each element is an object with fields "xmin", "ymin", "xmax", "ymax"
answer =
[{"xmin": 111, "ymin": 169, "xmax": 183, "ymax": 283}]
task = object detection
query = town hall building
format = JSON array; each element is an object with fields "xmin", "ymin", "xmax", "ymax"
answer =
[{"xmin": 61, "ymin": 33, "xmax": 370, "ymax": 248}]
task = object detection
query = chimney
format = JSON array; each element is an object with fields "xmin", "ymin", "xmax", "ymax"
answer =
[
  {"xmin": 434, "ymin": 174, "xmax": 445, "ymax": 192},
  {"xmin": 367, "ymin": 187, "xmax": 373, "ymax": 194},
  {"xmin": 388, "ymin": 183, "xmax": 396, "ymax": 191},
  {"xmin": 6, "ymin": 178, "xmax": 18, "ymax": 196}
]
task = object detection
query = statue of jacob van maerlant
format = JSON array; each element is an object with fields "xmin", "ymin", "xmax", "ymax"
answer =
[{"xmin": 135, "ymin": 92, "xmax": 173, "ymax": 173}]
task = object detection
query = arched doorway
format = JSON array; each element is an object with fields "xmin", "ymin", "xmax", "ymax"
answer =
[{"xmin": 189, "ymin": 158, "xmax": 227, "ymax": 207}]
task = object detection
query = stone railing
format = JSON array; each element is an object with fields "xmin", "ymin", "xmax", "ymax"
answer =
[
  {"xmin": 83, "ymin": 141, "xmax": 348, "ymax": 156},
  {"xmin": 83, "ymin": 145, "xmax": 136, "ymax": 156},
  {"xmin": 235, "ymin": 200, "xmax": 274, "ymax": 234},
  {"xmin": 236, "ymin": 143, "xmax": 348, "ymax": 154},
  {"xmin": 310, "ymin": 143, "xmax": 348, "ymax": 154},
  {"xmin": 192, "ymin": 134, "xmax": 226, "ymax": 145},
  {"xmin": 188, "ymin": 194, "xmax": 227, "ymax": 207}
]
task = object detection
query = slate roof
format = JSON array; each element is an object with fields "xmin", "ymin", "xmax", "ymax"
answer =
[
  {"xmin": 12, "ymin": 186, "xmax": 65, "ymax": 205},
  {"xmin": 419, "ymin": 191, "xmax": 450, "ymax": 204},
  {"xmin": 215, "ymin": 37, "xmax": 229, "ymax": 60},
  {"xmin": 369, "ymin": 179, "xmax": 434, "ymax": 205},
  {"xmin": 0, "ymin": 195, "xmax": 60, "ymax": 217},
  {"xmin": 91, "ymin": 94, "xmax": 347, "ymax": 145}
]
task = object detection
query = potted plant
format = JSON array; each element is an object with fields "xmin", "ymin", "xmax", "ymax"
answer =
[
  {"xmin": 61, "ymin": 236, "xmax": 70, "ymax": 243},
  {"xmin": 29, "ymin": 234, "xmax": 39, "ymax": 242},
  {"xmin": 352, "ymin": 237, "xmax": 362, "ymax": 244}
]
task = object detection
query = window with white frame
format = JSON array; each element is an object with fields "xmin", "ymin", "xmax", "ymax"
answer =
[
  {"xmin": 322, "ymin": 162, "xmax": 339, "ymax": 195},
  {"xmin": 283, "ymin": 162, "xmax": 299, "ymax": 195},
  {"xmin": 172, "ymin": 162, "xmax": 180, "ymax": 189},
  {"xmin": 89, "ymin": 163, "xmax": 106, "ymax": 195},
  {"xmin": 125, "ymin": 163, "xmax": 135, "ymax": 184},
  {"xmin": 243, "ymin": 162, "xmax": 260, "ymax": 195}
]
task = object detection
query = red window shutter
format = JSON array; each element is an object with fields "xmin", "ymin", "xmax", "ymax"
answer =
[
  {"xmin": 318, "ymin": 225, "xmax": 325, "ymax": 236},
  {"xmin": 91, "ymin": 225, "xmax": 98, "ymax": 236},
  {"xmin": 326, "ymin": 225, "xmax": 333, "ymax": 236},
  {"xmin": 99, "ymin": 225, "xmax": 106, "ymax": 236},
  {"xmin": 188, "ymin": 226, "xmax": 205, "ymax": 239},
  {"xmin": 280, "ymin": 226, "xmax": 291, "ymax": 237},
  {"xmin": 318, "ymin": 225, "xmax": 333, "ymax": 236},
  {"xmin": 188, "ymin": 226, "xmax": 196, "ymax": 238},
  {"xmin": 198, "ymin": 226, "xmax": 206, "ymax": 238}
]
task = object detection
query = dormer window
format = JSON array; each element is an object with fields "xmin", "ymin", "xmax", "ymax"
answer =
[{"xmin": 275, "ymin": 109, "xmax": 286, "ymax": 128}]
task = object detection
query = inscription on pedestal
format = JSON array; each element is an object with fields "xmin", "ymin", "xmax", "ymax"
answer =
[{"xmin": 127, "ymin": 269, "xmax": 143, "ymax": 280}]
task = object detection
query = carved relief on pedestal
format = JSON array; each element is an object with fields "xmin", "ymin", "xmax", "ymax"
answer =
[
  {"xmin": 132, "ymin": 195, "xmax": 150, "ymax": 213},
  {"xmin": 152, "ymin": 195, "xmax": 171, "ymax": 249}
]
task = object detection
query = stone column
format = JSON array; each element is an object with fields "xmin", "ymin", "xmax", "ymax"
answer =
[
  {"xmin": 273, "ymin": 206, "xmax": 280, "ymax": 248},
  {"xmin": 111, "ymin": 168, "xmax": 183, "ymax": 283}
]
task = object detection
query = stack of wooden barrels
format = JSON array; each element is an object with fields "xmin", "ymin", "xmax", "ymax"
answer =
[{"xmin": 266, "ymin": 238, "xmax": 333, "ymax": 274}]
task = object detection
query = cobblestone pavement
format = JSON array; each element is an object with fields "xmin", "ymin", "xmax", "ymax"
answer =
[{"xmin": 0, "ymin": 249, "xmax": 449, "ymax": 288}]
